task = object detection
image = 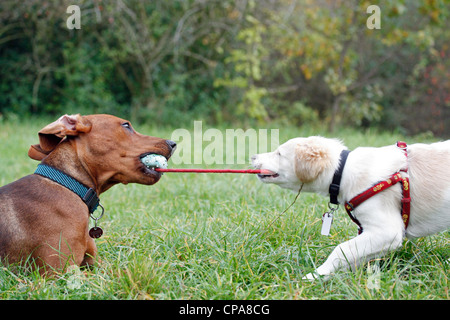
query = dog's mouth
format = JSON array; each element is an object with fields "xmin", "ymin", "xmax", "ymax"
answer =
[
  {"xmin": 257, "ymin": 170, "xmax": 279, "ymax": 180},
  {"xmin": 139, "ymin": 153, "xmax": 168, "ymax": 175}
]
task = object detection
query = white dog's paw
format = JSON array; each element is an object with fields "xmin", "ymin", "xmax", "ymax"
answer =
[
  {"xmin": 302, "ymin": 272, "xmax": 318, "ymax": 281},
  {"xmin": 302, "ymin": 271, "xmax": 331, "ymax": 282}
]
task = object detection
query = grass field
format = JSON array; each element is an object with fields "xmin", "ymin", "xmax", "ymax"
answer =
[{"xmin": 0, "ymin": 118, "xmax": 448, "ymax": 300}]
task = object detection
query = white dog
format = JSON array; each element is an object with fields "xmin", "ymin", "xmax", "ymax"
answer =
[{"xmin": 252, "ymin": 136, "xmax": 450, "ymax": 279}]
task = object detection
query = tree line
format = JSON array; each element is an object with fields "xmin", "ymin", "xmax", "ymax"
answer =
[{"xmin": 0, "ymin": 0, "xmax": 448, "ymax": 137}]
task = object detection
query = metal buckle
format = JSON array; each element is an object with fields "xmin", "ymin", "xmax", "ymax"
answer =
[
  {"xmin": 90, "ymin": 203, "xmax": 105, "ymax": 222},
  {"xmin": 328, "ymin": 202, "xmax": 340, "ymax": 212},
  {"xmin": 83, "ymin": 188, "xmax": 100, "ymax": 213}
]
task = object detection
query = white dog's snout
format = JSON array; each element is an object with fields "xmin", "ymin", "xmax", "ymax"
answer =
[{"xmin": 251, "ymin": 153, "xmax": 281, "ymax": 174}]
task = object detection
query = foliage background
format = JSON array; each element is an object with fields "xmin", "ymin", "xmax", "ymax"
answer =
[{"xmin": 0, "ymin": 0, "xmax": 449, "ymax": 137}]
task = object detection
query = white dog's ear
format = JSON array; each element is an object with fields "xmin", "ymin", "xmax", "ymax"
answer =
[{"xmin": 294, "ymin": 137, "xmax": 332, "ymax": 182}]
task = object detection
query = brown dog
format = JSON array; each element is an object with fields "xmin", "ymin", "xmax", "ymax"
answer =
[{"xmin": 0, "ymin": 114, "xmax": 175, "ymax": 273}]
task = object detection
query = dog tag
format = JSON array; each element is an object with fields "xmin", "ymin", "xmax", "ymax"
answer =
[
  {"xmin": 321, "ymin": 212, "xmax": 333, "ymax": 236},
  {"xmin": 89, "ymin": 226, "xmax": 103, "ymax": 239}
]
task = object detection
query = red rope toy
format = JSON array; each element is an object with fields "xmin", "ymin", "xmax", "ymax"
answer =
[{"xmin": 155, "ymin": 168, "xmax": 275, "ymax": 175}]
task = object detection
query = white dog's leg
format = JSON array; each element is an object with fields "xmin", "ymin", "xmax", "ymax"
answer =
[{"xmin": 304, "ymin": 227, "xmax": 403, "ymax": 280}]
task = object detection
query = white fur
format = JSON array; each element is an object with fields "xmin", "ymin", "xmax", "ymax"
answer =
[{"xmin": 252, "ymin": 136, "xmax": 450, "ymax": 280}]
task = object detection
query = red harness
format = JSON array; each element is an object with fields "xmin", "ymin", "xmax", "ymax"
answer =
[{"xmin": 344, "ymin": 141, "xmax": 411, "ymax": 234}]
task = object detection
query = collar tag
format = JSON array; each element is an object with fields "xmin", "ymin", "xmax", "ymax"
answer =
[
  {"xmin": 89, "ymin": 203, "xmax": 105, "ymax": 239},
  {"xmin": 322, "ymin": 203, "xmax": 339, "ymax": 236},
  {"xmin": 321, "ymin": 211, "xmax": 334, "ymax": 236}
]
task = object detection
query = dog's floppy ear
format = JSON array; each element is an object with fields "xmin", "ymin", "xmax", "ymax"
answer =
[
  {"xmin": 294, "ymin": 137, "xmax": 332, "ymax": 183},
  {"xmin": 28, "ymin": 114, "xmax": 92, "ymax": 161},
  {"xmin": 28, "ymin": 144, "xmax": 51, "ymax": 161}
]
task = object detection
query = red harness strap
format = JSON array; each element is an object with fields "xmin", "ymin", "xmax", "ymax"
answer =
[
  {"xmin": 344, "ymin": 142, "xmax": 411, "ymax": 234},
  {"xmin": 397, "ymin": 141, "xmax": 411, "ymax": 229}
]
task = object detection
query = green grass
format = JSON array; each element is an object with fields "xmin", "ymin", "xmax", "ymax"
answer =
[{"xmin": 0, "ymin": 119, "xmax": 448, "ymax": 299}]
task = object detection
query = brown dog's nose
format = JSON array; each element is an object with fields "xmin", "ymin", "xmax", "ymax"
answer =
[{"xmin": 166, "ymin": 140, "xmax": 177, "ymax": 151}]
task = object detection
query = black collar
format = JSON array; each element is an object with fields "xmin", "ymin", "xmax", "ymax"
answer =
[
  {"xmin": 34, "ymin": 164, "xmax": 100, "ymax": 213},
  {"xmin": 329, "ymin": 149, "xmax": 350, "ymax": 205}
]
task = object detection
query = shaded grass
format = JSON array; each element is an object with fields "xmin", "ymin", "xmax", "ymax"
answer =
[{"xmin": 0, "ymin": 119, "xmax": 448, "ymax": 299}]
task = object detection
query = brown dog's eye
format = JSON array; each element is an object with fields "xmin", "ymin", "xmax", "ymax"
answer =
[{"xmin": 121, "ymin": 122, "xmax": 133, "ymax": 132}]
